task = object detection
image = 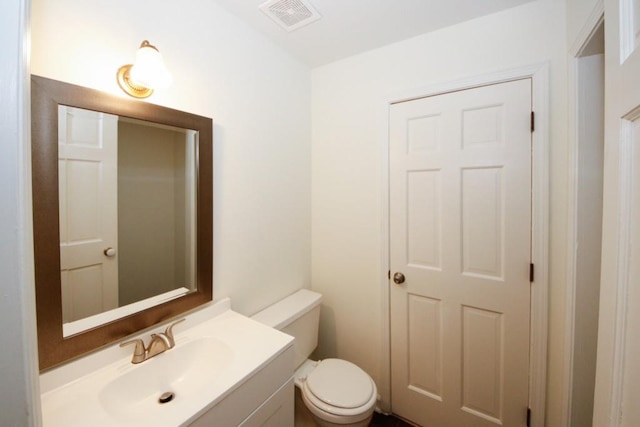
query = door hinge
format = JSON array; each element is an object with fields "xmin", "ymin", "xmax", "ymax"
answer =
[
  {"xmin": 527, "ymin": 407, "xmax": 532, "ymax": 427},
  {"xmin": 530, "ymin": 263, "xmax": 534, "ymax": 282},
  {"xmin": 531, "ymin": 111, "xmax": 535, "ymax": 132}
]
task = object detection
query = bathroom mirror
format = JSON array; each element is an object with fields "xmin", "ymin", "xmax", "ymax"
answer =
[
  {"xmin": 31, "ymin": 75, "xmax": 213, "ymax": 370},
  {"xmin": 57, "ymin": 107, "xmax": 199, "ymax": 337}
]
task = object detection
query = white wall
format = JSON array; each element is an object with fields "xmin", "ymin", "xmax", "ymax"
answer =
[
  {"xmin": 30, "ymin": 0, "xmax": 312, "ymax": 316},
  {"xmin": 310, "ymin": 0, "xmax": 568, "ymax": 424},
  {"xmin": 0, "ymin": 0, "xmax": 41, "ymax": 425}
]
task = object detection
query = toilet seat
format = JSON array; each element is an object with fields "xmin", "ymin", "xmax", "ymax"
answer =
[
  {"xmin": 306, "ymin": 359, "xmax": 375, "ymax": 409},
  {"xmin": 301, "ymin": 359, "xmax": 377, "ymax": 418}
]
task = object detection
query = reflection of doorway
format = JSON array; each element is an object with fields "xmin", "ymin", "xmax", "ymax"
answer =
[
  {"xmin": 564, "ymin": 13, "xmax": 604, "ymax": 427},
  {"xmin": 59, "ymin": 109, "xmax": 199, "ymax": 324},
  {"xmin": 117, "ymin": 121, "xmax": 198, "ymax": 306}
]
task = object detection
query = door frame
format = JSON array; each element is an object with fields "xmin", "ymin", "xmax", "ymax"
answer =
[
  {"xmin": 592, "ymin": 0, "xmax": 640, "ymax": 423},
  {"xmin": 379, "ymin": 63, "xmax": 550, "ymax": 427},
  {"xmin": 562, "ymin": 2, "xmax": 605, "ymax": 426},
  {"xmin": 1, "ymin": 0, "xmax": 42, "ymax": 425}
]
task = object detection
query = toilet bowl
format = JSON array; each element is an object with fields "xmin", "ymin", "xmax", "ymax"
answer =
[
  {"xmin": 251, "ymin": 290, "xmax": 377, "ymax": 426},
  {"xmin": 295, "ymin": 359, "xmax": 377, "ymax": 426}
]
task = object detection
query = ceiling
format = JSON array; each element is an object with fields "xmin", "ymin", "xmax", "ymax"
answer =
[{"xmin": 212, "ymin": 0, "xmax": 538, "ymax": 67}]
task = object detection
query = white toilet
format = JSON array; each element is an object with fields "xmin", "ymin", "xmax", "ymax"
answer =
[{"xmin": 252, "ymin": 289, "xmax": 377, "ymax": 427}]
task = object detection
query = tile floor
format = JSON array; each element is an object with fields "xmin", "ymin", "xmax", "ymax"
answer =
[{"xmin": 370, "ymin": 412, "xmax": 415, "ymax": 427}]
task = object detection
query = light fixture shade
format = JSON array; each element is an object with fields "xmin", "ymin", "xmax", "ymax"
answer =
[
  {"xmin": 129, "ymin": 41, "xmax": 172, "ymax": 89},
  {"xmin": 117, "ymin": 40, "xmax": 172, "ymax": 98}
]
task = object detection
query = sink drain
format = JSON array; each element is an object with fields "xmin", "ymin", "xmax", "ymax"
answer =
[{"xmin": 158, "ymin": 391, "xmax": 175, "ymax": 404}]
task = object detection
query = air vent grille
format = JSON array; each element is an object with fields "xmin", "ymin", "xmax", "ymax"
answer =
[{"xmin": 259, "ymin": 0, "xmax": 321, "ymax": 32}]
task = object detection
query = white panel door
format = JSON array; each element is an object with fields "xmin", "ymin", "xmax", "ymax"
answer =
[
  {"xmin": 593, "ymin": 1, "xmax": 640, "ymax": 425},
  {"xmin": 58, "ymin": 106, "xmax": 119, "ymax": 322},
  {"xmin": 390, "ymin": 79, "xmax": 532, "ymax": 427}
]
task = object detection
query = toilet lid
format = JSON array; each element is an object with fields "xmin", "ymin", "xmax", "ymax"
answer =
[{"xmin": 305, "ymin": 359, "xmax": 374, "ymax": 409}]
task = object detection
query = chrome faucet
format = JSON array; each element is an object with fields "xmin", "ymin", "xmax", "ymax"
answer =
[{"xmin": 120, "ymin": 318, "xmax": 186, "ymax": 364}]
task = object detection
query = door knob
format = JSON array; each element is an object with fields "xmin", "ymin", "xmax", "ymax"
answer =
[
  {"xmin": 393, "ymin": 272, "xmax": 405, "ymax": 284},
  {"xmin": 103, "ymin": 247, "xmax": 116, "ymax": 257}
]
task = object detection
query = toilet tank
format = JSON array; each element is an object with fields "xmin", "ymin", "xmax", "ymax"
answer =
[{"xmin": 251, "ymin": 289, "xmax": 322, "ymax": 368}]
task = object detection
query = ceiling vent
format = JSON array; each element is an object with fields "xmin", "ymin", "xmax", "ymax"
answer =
[{"xmin": 259, "ymin": 0, "xmax": 321, "ymax": 32}]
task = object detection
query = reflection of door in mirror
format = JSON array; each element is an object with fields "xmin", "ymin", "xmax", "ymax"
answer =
[{"xmin": 58, "ymin": 106, "xmax": 119, "ymax": 323}]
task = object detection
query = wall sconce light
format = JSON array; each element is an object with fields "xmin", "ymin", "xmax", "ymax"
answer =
[{"xmin": 117, "ymin": 40, "xmax": 172, "ymax": 98}]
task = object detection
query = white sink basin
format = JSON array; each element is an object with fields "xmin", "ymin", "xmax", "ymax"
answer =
[
  {"xmin": 40, "ymin": 299, "xmax": 294, "ymax": 427},
  {"xmin": 99, "ymin": 337, "xmax": 234, "ymax": 423}
]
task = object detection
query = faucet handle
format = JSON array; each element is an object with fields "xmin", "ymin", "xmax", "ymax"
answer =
[
  {"xmin": 164, "ymin": 318, "xmax": 186, "ymax": 348},
  {"xmin": 120, "ymin": 338, "xmax": 146, "ymax": 363}
]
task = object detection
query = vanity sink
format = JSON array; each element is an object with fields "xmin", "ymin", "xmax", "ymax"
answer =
[
  {"xmin": 99, "ymin": 337, "xmax": 234, "ymax": 423},
  {"xmin": 40, "ymin": 299, "xmax": 294, "ymax": 427}
]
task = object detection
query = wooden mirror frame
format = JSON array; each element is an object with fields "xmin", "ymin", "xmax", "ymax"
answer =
[{"xmin": 31, "ymin": 75, "xmax": 213, "ymax": 371}]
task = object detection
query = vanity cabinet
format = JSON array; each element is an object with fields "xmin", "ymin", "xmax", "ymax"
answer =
[
  {"xmin": 238, "ymin": 379, "xmax": 294, "ymax": 427},
  {"xmin": 40, "ymin": 303, "xmax": 295, "ymax": 427},
  {"xmin": 189, "ymin": 345, "xmax": 294, "ymax": 427}
]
